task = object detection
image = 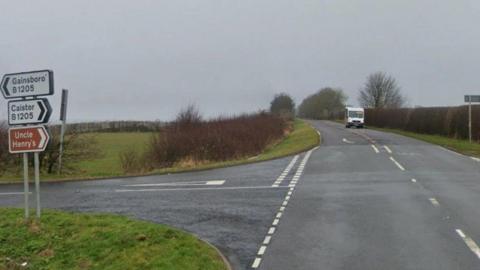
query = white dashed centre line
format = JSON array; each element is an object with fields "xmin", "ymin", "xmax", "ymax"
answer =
[
  {"xmin": 389, "ymin": 157, "xmax": 406, "ymax": 171},
  {"xmin": 371, "ymin": 145, "xmax": 380, "ymax": 154},
  {"xmin": 384, "ymin": 145, "xmax": 393, "ymax": 154},
  {"xmin": 429, "ymin": 198, "xmax": 440, "ymax": 206},
  {"xmin": 456, "ymin": 229, "xmax": 480, "ymax": 259},
  {"xmin": 411, "ymin": 179, "xmax": 417, "ymax": 183}
]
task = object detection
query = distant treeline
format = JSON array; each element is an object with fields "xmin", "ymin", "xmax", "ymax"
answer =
[
  {"xmin": 51, "ymin": 121, "xmax": 165, "ymax": 133},
  {"xmin": 366, "ymin": 105, "xmax": 480, "ymax": 141},
  {"xmin": 297, "ymin": 88, "xmax": 347, "ymax": 120}
]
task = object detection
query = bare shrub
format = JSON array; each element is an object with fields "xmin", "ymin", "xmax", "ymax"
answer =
[
  {"xmin": 147, "ymin": 107, "xmax": 287, "ymax": 168},
  {"xmin": 119, "ymin": 148, "xmax": 143, "ymax": 174},
  {"xmin": 0, "ymin": 121, "xmax": 9, "ymax": 175}
]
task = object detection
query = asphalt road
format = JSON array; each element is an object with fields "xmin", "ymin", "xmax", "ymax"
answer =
[{"xmin": 1, "ymin": 120, "xmax": 480, "ymax": 270}]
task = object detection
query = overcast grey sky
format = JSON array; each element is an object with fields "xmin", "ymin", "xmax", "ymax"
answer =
[{"xmin": 1, "ymin": 0, "xmax": 479, "ymax": 121}]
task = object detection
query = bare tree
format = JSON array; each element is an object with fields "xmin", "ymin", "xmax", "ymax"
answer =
[{"xmin": 358, "ymin": 72, "xmax": 405, "ymax": 108}]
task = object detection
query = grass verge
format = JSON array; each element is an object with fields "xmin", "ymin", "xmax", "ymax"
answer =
[
  {"xmin": 0, "ymin": 208, "xmax": 228, "ymax": 270},
  {"xmin": 370, "ymin": 127, "xmax": 480, "ymax": 158},
  {"xmin": 0, "ymin": 119, "xmax": 319, "ymax": 183}
]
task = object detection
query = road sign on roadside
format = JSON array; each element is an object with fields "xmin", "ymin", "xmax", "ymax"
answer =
[
  {"xmin": 8, "ymin": 98, "xmax": 52, "ymax": 125},
  {"xmin": 1, "ymin": 70, "xmax": 54, "ymax": 99},
  {"xmin": 8, "ymin": 126, "xmax": 50, "ymax": 154},
  {"xmin": 465, "ymin": 95, "xmax": 480, "ymax": 103}
]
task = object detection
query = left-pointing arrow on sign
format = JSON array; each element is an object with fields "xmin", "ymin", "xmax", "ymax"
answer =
[
  {"xmin": 8, "ymin": 98, "xmax": 52, "ymax": 126},
  {"xmin": 2, "ymin": 77, "xmax": 10, "ymax": 96}
]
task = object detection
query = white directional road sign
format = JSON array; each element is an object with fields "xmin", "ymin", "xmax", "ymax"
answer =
[
  {"xmin": 465, "ymin": 95, "xmax": 480, "ymax": 103},
  {"xmin": 1, "ymin": 70, "xmax": 54, "ymax": 99},
  {"xmin": 8, "ymin": 99, "xmax": 52, "ymax": 126}
]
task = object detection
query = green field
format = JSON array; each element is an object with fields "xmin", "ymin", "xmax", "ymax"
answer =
[
  {"xmin": 371, "ymin": 127, "xmax": 480, "ymax": 158},
  {"xmin": 0, "ymin": 208, "xmax": 227, "ymax": 270},
  {"xmin": 0, "ymin": 119, "xmax": 319, "ymax": 183},
  {"xmin": 76, "ymin": 132, "xmax": 152, "ymax": 178}
]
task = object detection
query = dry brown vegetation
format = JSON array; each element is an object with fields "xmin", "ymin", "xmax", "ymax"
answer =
[
  {"xmin": 0, "ymin": 121, "xmax": 9, "ymax": 175},
  {"xmin": 145, "ymin": 106, "xmax": 288, "ymax": 169},
  {"xmin": 366, "ymin": 105, "xmax": 480, "ymax": 141}
]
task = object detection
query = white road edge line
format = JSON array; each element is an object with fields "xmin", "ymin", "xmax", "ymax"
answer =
[
  {"xmin": 371, "ymin": 145, "xmax": 380, "ymax": 154},
  {"xmin": 456, "ymin": 229, "xmax": 480, "ymax": 259},
  {"xmin": 389, "ymin": 157, "xmax": 406, "ymax": 171},
  {"xmin": 472, "ymin": 157, "xmax": 480, "ymax": 162},
  {"xmin": 384, "ymin": 145, "xmax": 393, "ymax": 154}
]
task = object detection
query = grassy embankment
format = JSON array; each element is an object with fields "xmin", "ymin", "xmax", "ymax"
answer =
[
  {"xmin": 371, "ymin": 127, "xmax": 480, "ymax": 158},
  {"xmin": 0, "ymin": 208, "xmax": 227, "ymax": 270},
  {"xmin": 0, "ymin": 119, "xmax": 319, "ymax": 183}
]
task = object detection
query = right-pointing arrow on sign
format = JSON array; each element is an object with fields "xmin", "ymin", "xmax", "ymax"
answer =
[
  {"xmin": 38, "ymin": 101, "xmax": 46, "ymax": 121},
  {"xmin": 38, "ymin": 127, "xmax": 47, "ymax": 149}
]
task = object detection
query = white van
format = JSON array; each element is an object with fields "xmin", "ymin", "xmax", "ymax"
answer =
[{"xmin": 345, "ymin": 107, "xmax": 365, "ymax": 128}]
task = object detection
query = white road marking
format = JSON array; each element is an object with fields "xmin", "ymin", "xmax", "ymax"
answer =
[
  {"xmin": 123, "ymin": 180, "xmax": 225, "ymax": 187},
  {"xmin": 271, "ymin": 155, "xmax": 299, "ymax": 187},
  {"xmin": 342, "ymin": 138, "xmax": 354, "ymax": 144},
  {"xmin": 252, "ymin": 258, "xmax": 262, "ymax": 268},
  {"xmin": 429, "ymin": 198, "xmax": 440, "ymax": 206},
  {"xmin": 258, "ymin": 246, "xmax": 267, "ymax": 256},
  {"xmin": 0, "ymin": 192, "xmax": 32, "ymax": 196},
  {"xmin": 390, "ymin": 157, "xmax": 406, "ymax": 171},
  {"xmin": 472, "ymin": 157, "xmax": 480, "ymax": 162},
  {"xmin": 263, "ymin": 236, "xmax": 272, "ymax": 245},
  {"xmin": 411, "ymin": 179, "xmax": 417, "ymax": 183},
  {"xmin": 371, "ymin": 145, "xmax": 380, "ymax": 153},
  {"xmin": 115, "ymin": 185, "xmax": 287, "ymax": 193},
  {"xmin": 456, "ymin": 229, "xmax": 480, "ymax": 259},
  {"xmin": 384, "ymin": 145, "xmax": 393, "ymax": 154},
  {"xmin": 251, "ymin": 148, "xmax": 317, "ymax": 270}
]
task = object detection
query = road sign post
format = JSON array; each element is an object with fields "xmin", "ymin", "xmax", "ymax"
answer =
[
  {"xmin": 465, "ymin": 95, "xmax": 480, "ymax": 143},
  {"xmin": 34, "ymin": 152, "xmax": 41, "ymax": 218},
  {"xmin": 23, "ymin": 153, "xmax": 29, "ymax": 218},
  {"xmin": 2, "ymin": 69, "xmax": 54, "ymax": 219},
  {"xmin": 58, "ymin": 89, "xmax": 69, "ymax": 174}
]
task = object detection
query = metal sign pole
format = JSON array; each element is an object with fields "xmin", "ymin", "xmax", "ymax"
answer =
[
  {"xmin": 469, "ymin": 100, "xmax": 472, "ymax": 143},
  {"xmin": 58, "ymin": 89, "xmax": 68, "ymax": 174},
  {"xmin": 23, "ymin": 153, "xmax": 29, "ymax": 219},
  {"xmin": 34, "ymin": 152, "xmax": 41, "ymax": 218}
]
